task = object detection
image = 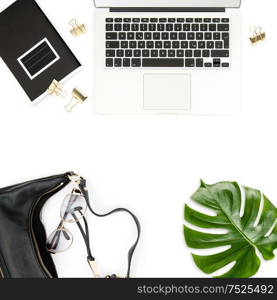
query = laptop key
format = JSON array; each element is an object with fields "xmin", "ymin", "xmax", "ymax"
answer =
[
  {"xmin": 222, "ymin": 62, "xmax": 230, "ymax": 67},
  {"xmin": 132, "ymin": 24, "xmax": 139, "ymax": 31},
  {"xmin": 189, "ymin": 41, "xmax": 197, "ymax": 49},
  {"xmin": 177, "ymin": 50, "xmax": 184, "ymax": 57},
  {"xmin": 168, "ymin": 50, "xmax": 175, "ymax": 57},
  {"xmin": 106, "ymin": 24, "xmax": 113, "ymax": 31},
  {"xmin": 162, "ymin": 32, "xmax": 169, "ymax": 40},
  {"xmin": 142, "ymin": 50, "xmax": 150, "ymax": 57},
  {"xmin": 106, "ymin": 41, "xmax": 120, "ymax": 48},
  {"xmin": 164, "ymin": 41, "xmax": 171, "ymax": 48},
  {"xmin": 106, "ymin": 32, "xmax": 117, "ymax": 40},
  {"xmin": 194, "ymin": 50, "xmax": 201, "ymax": 57},
  {"xmin": 106, "ymin": 50, "xmax": 115, "ymax": 57},
  {"xmin": 185, "ymin": 50, "xmax": 193, "ymax": 57},
  {"xmin": 140, "ymin": 24, "xmax": 148, "ymax": 31},
  {"xmin": 198, "ymin": 41, "xmax": 205, "ymax": 48},
  {"xmin": 134, "ymin": 50, "xmax": 141, "ymax": 57},
  {"xmin": 170, "ymin": 32, "xmax": 178, "ymax": 40},
  {"xmin": 123, "ymin": 24, "xmax": 131, "ymax": 31},
  {"xmin": 181, "ymin": 41, "xmax": 188, "ymax": 48},
  {"xmin": 202, "ymin": 50, "xmax": 210, "ymax": 57},
  {"xmin": 155, "ymin": 41, "xmax": 163, "ymax": 48},
  {"xmin": 159, "ymin": 50, "xmax": 167, "ymax": 57},
  {"xmin": 136, "ymin": 32, "xmax": 144, "ymax": 40},
  {"xmin": 196, "ymin": 58, "xmax": 204, "ymax": 67},
  {"xmin": 211, "ymin": 50, "xmax": 229, "ymax": 57},
  {"xmin": 114, "ymin": 24, "xmax": 122, "ymax": 31},
  {"xmin": 222, "ymin": 18, "xmax": 230, "ymax": 23},
  {"xmin": 149, "ymin": 24, "xmax": 156, "ymax": 31},
  {"xmin": 142, "ymin": 58, "xmax": 184, "ymax": 67},
  {"xmin": 150, "ymin": 18, "xmax": 158, "ymax": 22},
  {"xmin": 119, "ymin": 32, "xmax": 126, "ymax": 40},
  {"xmin": 125, "ymin": 50, "xmax": 132, "ymax": 57},
  {"xmin": 132, "ymin": 59, "xmax": 141, "ymax": 67},
  {"xmin": 213, "ymin": 58, "xmax": 221, "ymax": 67},
  {"xmin": 207, "ymin": 41, "xmax": 214, "ymax": 48},
  {"xmin": 187, "ymin": 33, "xmax": 195, "ymax": 40},
  {"xmin": 215, "ymin": 41, "xmax": 223, "ymax": 49},
  {"xmin": 172, "ymin": 41, "xmax": 180, "ymax": 48},
  {"xmin": 153, "ymin": 32, "xmax": 161, "ymax": 40},
  {"xmin": 218, "ymin": 24, "xmax": 229, "ymax": 31},
  {"xmin": 114, "ymin": 58, "xmax": 122, "ymax": 67},
  {"xmin": 209, "ymin": 24, "xmax": 217, "ymax": 31},
  {"xmin": 127, "ymin": 32, "xmax": 135, "ymax": 40},
  {"xmin": 106, "ymin": 18, "xmax": 113, "ymax": 23},
  {"xmin": 147, "ymin": 41, "xmax": 154, "ymax": 48},
  {"xmin": 222, "ymin": 33, "xmax": 230, "ymax": 48},
  {"xmin": 185, "ymin": 59, "xmax": 195, "ymax": 67},
  {"xmin": 124, "ymin": 18, "xmax": 131, "ymax": 23},
  {"xmin": 205, "ymin": 32, "xmax": 212, "ymax": 40},
  {"xmin": 157, "ymin": 24, "xmax": 165, "ymax": 31},
  {"xmin": 121, "ymin": 41, "xmax": 128, "ymax": 48},
  {"xmin": 106, "ymin": 58, "xmax": 113, "ymax": 67},
  {"xmin": 138, "ymin": 41, "xmax": 145, "ymax": 48},
  {"xmin": 179, "ymin": 32, "xmax": 186, "ymax": 40},
  {"xmin": 116, "ymin": 50, "xmax": 124, "ymax": 57},
  {"xmin": 151, "ymin": 50, "xmax": 159, "ymax": 57},
  {"xmin": 129, "ymin": 41, "xmax": 137, "ymax": 48},
  {"xmin": 183, "ymin": 24, "xmax": 191, "ymax": 31},
  {"xmin": 144, "ymin": 32, "xmax": 152, "ymax": 40},
  {"xmin": 205, "ymin": 62, "xmax": 212, "ymax": 67}
]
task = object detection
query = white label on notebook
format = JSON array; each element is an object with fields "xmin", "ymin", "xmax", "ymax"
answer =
[{"xmin": 17, "ymin": 38, "xmax": 60, "ymax": 80}]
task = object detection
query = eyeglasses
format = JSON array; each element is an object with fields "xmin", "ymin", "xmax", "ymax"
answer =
[{"xmin": 46, "ymin": 189, "xmax": 87, "ymax": 253}]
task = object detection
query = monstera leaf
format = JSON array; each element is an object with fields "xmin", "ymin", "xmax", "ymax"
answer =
[{"xmin": 184, "ymin": 181, "xmax": 277, "ymax": 278}]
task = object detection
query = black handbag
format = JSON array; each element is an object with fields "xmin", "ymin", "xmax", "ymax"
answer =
[{"xmin": 0, "ymin": 172, "xmax": 140, "ymax": 278}]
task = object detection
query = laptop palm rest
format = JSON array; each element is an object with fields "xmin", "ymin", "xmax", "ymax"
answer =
[{"xmin": 143, "ymin": 74, "xmax": 191, "ymax": 110}]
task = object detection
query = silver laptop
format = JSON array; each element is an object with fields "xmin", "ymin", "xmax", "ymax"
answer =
[{"xmin": 93, "ymin": 0, "xmax": 241, "ymax": 115}]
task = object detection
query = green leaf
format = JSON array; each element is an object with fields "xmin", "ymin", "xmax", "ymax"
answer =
[{"xmin": 184, "ymin": 181, "xmax": 277, "ymax": 278}]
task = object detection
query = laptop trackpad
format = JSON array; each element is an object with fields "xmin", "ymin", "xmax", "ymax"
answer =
[{"xmin": 143, "ymin": 74, "xmax": 191, "ymax": 110}]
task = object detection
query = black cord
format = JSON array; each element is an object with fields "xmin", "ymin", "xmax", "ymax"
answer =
[{"xmin": 78, "ymin": 178, "xmax": 141, "ymax": 278}]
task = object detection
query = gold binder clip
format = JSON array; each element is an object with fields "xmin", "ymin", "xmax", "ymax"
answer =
[
  {"xmin": 69, "ymin": 18, "xmax": 87, "ymax": 37},
  {"xmin": 47, "ymin": 79, "xmax": 67, "ymax": 97},
  {"xmin": 65, "ymin": 88, "xmax": 88, "ymax": 112},
  {"xmin": 249, "ymin": 26, "xmax": 266, "ymax": 45}
]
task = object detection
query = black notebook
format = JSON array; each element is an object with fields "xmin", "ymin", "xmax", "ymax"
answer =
[{"xmin": 0, "ymin": 0, "xmax": 81, "ymax": 101}]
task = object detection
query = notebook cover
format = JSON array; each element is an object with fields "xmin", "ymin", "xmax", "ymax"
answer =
[{"xmin": 0, "ymin": 0, "xmax": 81, "ymax": 101}]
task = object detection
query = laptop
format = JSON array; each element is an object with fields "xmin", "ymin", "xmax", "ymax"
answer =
[{"xmin": 93, "ymin": 0, "xmax": 241, "ymax": 115}]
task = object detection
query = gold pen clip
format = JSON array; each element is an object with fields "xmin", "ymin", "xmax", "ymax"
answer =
[
  {"xmin": 47, "ymin": 80, "xmax": 67, "ymax": 98},
  {"xmin": 65, "ymin": 88, "xmax": 88, "ymax": 112},
  {"xmin": 69, "ymin": 18, "xmax": 87, "ymax": 37},
  {"xmin": 87, "ymin": 259, "xmax": 100, "ymax": 278},
  {"xmin": 249, "ymin": 26, "xmax": 266, "ymax": 45}
]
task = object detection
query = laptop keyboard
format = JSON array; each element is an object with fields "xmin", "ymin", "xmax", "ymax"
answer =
[{"xmin": 105, "ymin": 17, "xmax": 230, "ymax": 68}]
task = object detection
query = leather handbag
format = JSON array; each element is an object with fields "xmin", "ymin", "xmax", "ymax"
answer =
[{"xmin": 0, "ymin": 172, "xmax": 140, "ymax": 278}]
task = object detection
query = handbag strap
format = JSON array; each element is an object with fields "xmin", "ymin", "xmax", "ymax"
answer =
[{"xmin": 73, "ymin": 176, "xmax": 141, "ymax": 278}]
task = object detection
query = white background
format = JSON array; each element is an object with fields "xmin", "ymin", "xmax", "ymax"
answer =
[{"xmin": 0, "ymin": 0, "xmax": 276, "ymax": 278}]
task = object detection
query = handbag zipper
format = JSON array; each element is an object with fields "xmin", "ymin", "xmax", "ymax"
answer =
[
  {"xmin": 0, "ymin": 251, "xmax": 8, "ymax": 278},
  {"xmin": 30, "ymin": 182, "xmax": 65, "ymax": 278}
]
